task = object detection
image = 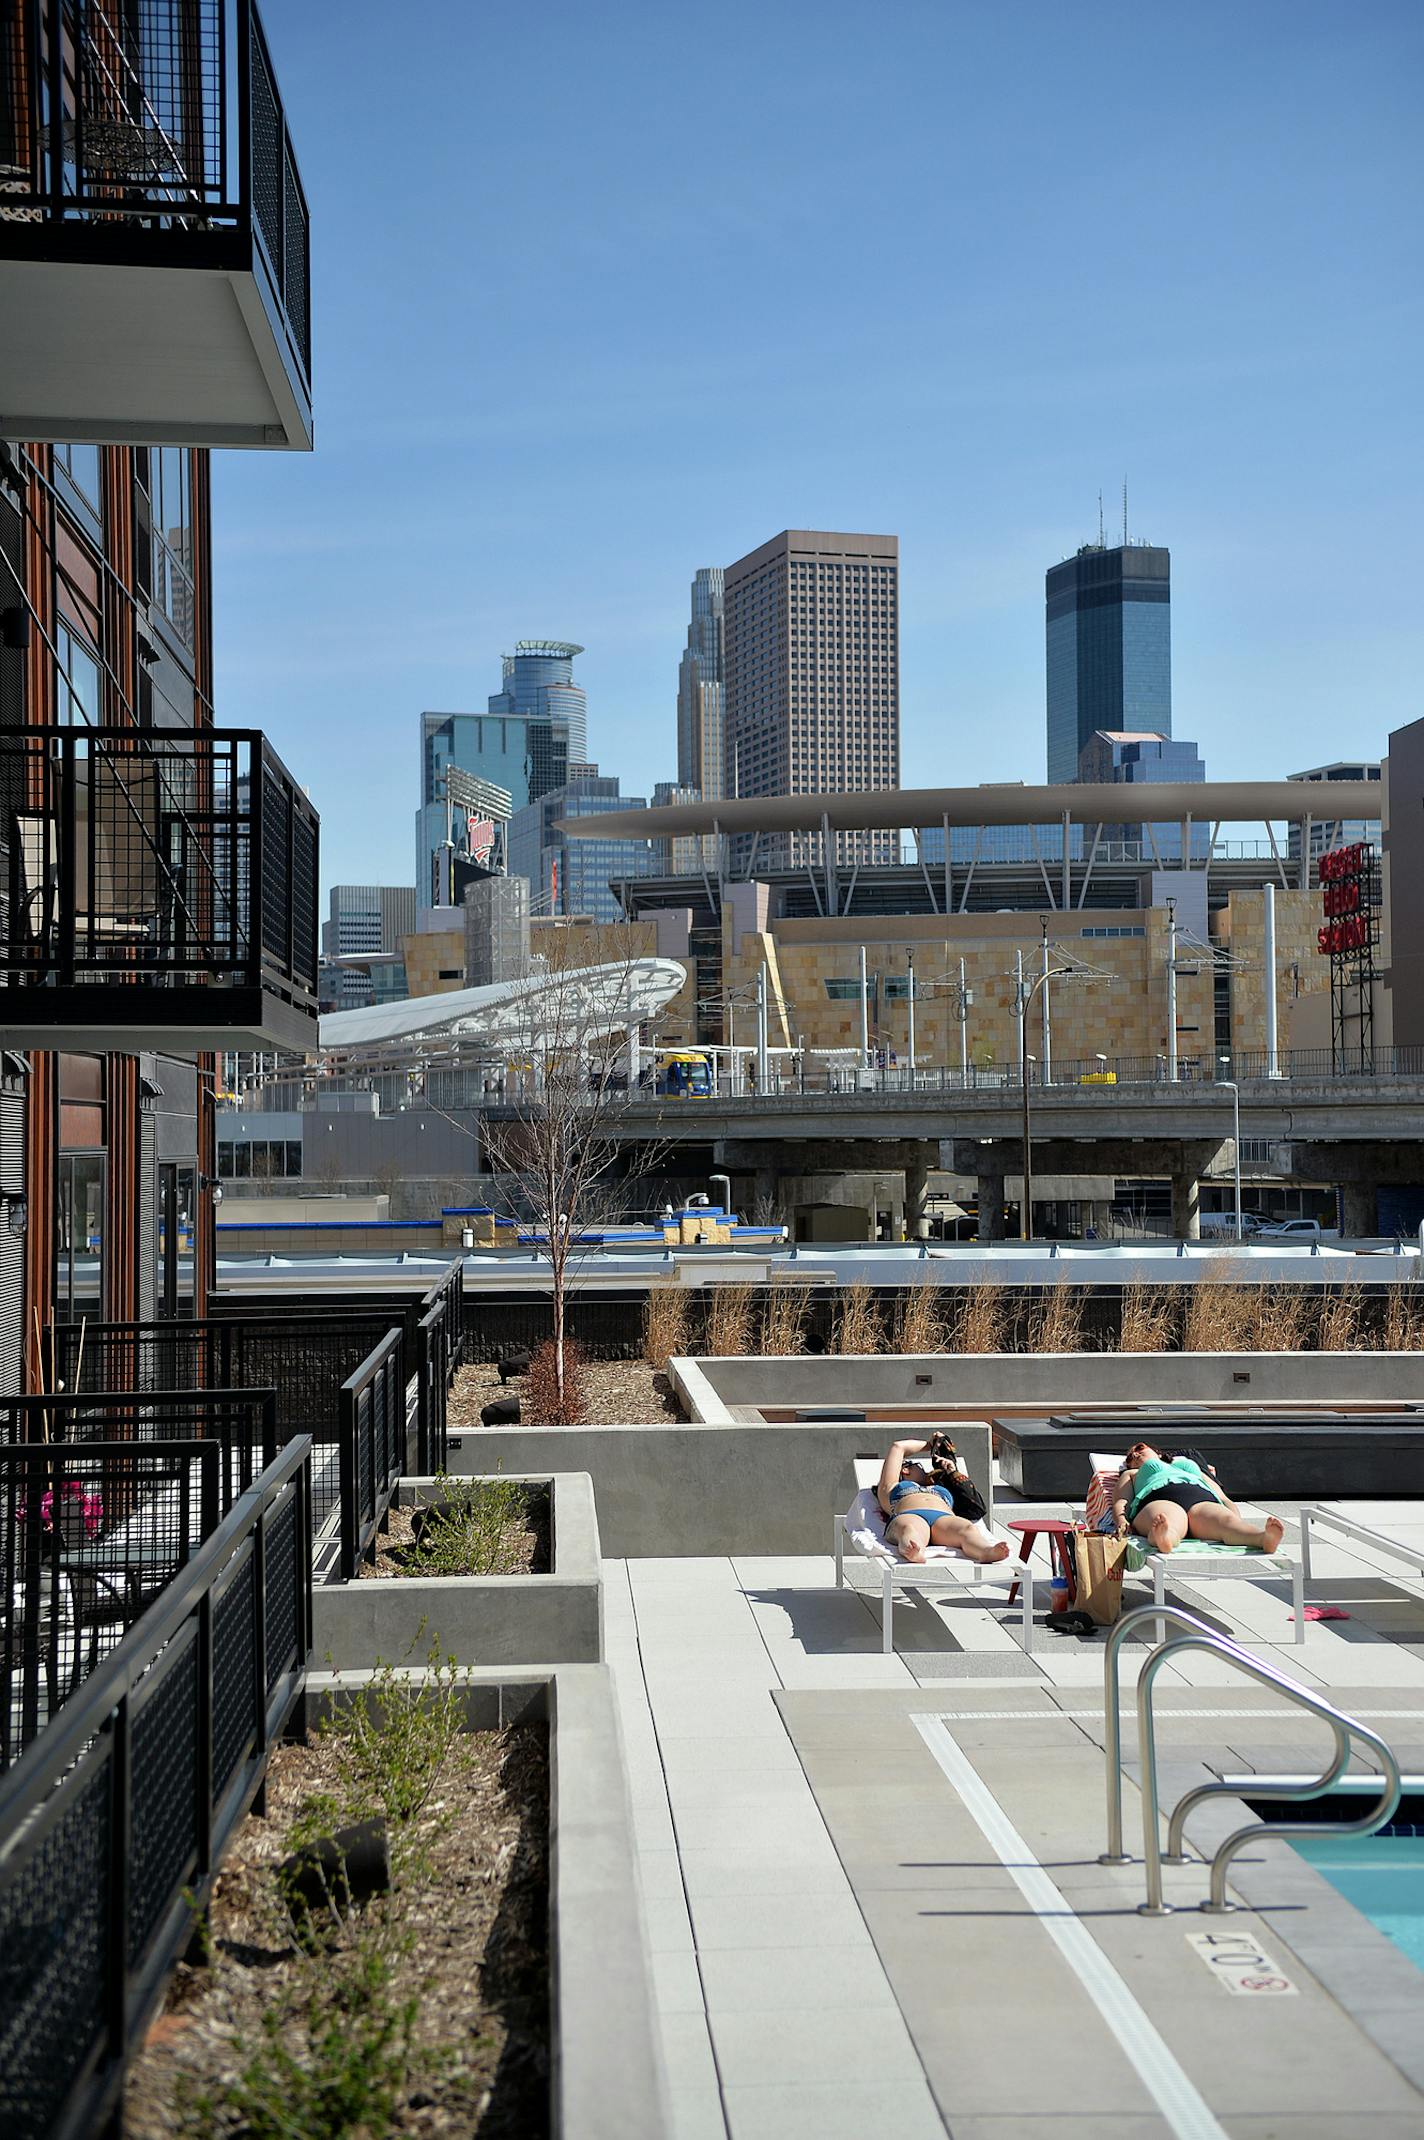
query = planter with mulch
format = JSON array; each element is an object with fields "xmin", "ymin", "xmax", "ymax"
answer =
[
  {"xmin": 312, "ymin": 1472, "xmax": 603, "ymax": 1669},
  {"xmin": 125, "ymin": 1664, "xmax": 668, "ymax": 2139}
]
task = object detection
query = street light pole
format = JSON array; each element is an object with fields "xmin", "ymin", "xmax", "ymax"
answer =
[
  {"xmin": 1218, "ymin": 1058, "xmax": 1242, "ymax": 1241},
  {"xmin": 959, "ymin": 958, "xmax": 970, "ymax": 1088},
  {"xmin": 906, "ymin": 948, "xmax": 916, "ymax": 1075},
  {"xmin": 1041, "ymin": 915, "xmax": 1051, "ymax": 1084}
]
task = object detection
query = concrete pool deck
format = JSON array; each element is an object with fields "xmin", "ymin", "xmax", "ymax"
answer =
[{"xmin": 606, "ymin": 1498, "xmax": 1424, "ymax": 2139}]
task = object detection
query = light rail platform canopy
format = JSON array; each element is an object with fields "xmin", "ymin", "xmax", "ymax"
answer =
[{"xmin": 318, "ymin": 957, "xmax": 688, "ymax": 1068}]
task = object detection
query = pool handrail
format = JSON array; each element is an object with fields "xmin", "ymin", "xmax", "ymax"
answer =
[{"xmin": 1100, "ymin": 1601, "xmax": 1403, "ymax": 1914}]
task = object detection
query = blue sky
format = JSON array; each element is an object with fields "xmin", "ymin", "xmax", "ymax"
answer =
[{"xmin": 213, "ymin": 0, "xmax": 1424, "ymax": 894}]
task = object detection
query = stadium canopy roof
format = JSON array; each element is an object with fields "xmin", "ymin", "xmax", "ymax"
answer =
[
  {"xmin": 557, "ymin": 779, "xmax": 1383, "ymax": 841},
  {"xmin": 319, "ymin": 957, "xmax": 686, "ymax": 1058}
]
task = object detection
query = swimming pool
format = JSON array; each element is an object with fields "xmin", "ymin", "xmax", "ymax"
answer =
[{"xmin": 1291, "ymin": 1831, "xmax": 1424, "ymax": 1970}]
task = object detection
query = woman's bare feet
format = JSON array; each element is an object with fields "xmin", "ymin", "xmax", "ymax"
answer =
[
  {"xmin": 899, "ymin": 1536, "xmax": 926, "ymax": 1564},
  {"xmin": 1148, "ymin": 1510, "xmax": 1177, "ymax": 1552},
  {"xmin": 1260, "ymin": 1515, "xmax": 1284, "ymax": 1553},
  {"xmin": 967, "ymin": 1537, "xmax": 1012, "ymax": 1564}
]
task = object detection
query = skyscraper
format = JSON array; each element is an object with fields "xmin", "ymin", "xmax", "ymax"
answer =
[
  {"xmin": 723, "ymin": 529, "xmax": 900, "ymax": 869},
  {"xmin": 1045, "ymin": 542, "xmax": 1171, "ymax": 784},
  {"xmin": 416, "ymin": 709, "xmax": 526, "ymax": 903},
  {"xmin": 508, "ymin": 770, "xmax": 653, "ymax": 924},
  {"xmin": 487, "ymin": 640, "xmax": 588, "ymax": 801},
  {"xmin": 677, "ymin": 567, "xmax": 725, "ymax": 800}
]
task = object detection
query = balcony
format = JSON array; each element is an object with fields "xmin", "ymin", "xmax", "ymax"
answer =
[
  {"xmin": 0, "ymin": 724, "xmax": 318, "ymax": 1049},
  {"xmin": 0, "ymin": 0, "xmax": 311, "ymax": 449}
]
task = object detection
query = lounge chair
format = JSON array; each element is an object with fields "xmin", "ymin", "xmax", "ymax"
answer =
[
  {"xmin": 1086, "ymin": 1452, "xmax": 1305, "ymax": 1643},
  {"xmin": 834, "ymin": 1457, "xmax": 1039, "ymax": 1654},
  {"xmin": 1300, "ymin": 1505, "xmax": 1424, "ymax": 1594}
]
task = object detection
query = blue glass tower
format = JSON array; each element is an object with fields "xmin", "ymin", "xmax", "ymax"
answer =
[
  {"xmin": 1046, "ymin": 544, "xmax": 1171, "ymax": 783},
  {"xmin": 488, "ymin": 640, "xmax": 588, "ymax": 801},
  {"xmin": 508, "ymin": 771, "xmax": 653, "ymax": 924}
]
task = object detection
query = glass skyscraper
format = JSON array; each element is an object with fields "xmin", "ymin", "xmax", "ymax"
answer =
[
  {"xmin": 1045, "ymin": 543, "xmax": 1171, "ymax": 783},
  {"xmin": 415, "ymin": 710, "xmax": 527, "ymax": 905},
  {"xmin": 677, "ymin": 567, "xmax": 724, "ymax": 798},
  {"xmin": 508, "ymin": 771, "xmax": 654, "ymax": 924},
  {"xmin": 487, "ymin": 640, "xmax": 588, "ymax": 801}
]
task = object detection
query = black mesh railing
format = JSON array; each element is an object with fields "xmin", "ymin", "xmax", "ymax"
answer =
[
  {"xmin": 0, "ymin": 0, "xmax": 312, "ymax": 392},
  {"xmin": 54, "ymin": 1315, "xmax": 396, "ymax": 1546},
  {"xmin": 0, "ymin": 1388, "xmax": 275, "ymax": 1513},
  {"xmin": 0, "ymin": 1438, "xmax": 219, "ymax": 1771},
  {"xmin": 0, "ymin": 1439, "xmax": 310, "ymax": 2140},
  {"xmin": 338, "ymin": 1328, "xmax": 403, "ymax": 1583},
  {"xmin": 0, "ymin": 724, "xmax": 318, "ymax": 1018}
]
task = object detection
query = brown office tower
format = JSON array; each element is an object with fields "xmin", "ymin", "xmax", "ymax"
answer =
[{"xmin": 723, "ymin": 530, "xmax": 900, "ymax": 871}]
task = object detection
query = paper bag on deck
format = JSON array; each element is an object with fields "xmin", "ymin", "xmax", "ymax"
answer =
[{"xmin": 1073, "ymin": 1530, "xmax": 1128, "ymax": 1624}]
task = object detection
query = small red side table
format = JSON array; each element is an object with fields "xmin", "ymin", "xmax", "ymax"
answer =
[{"xmin": 1006, "ymin": 1518, "xmax": 1077, "ymax": 1607}]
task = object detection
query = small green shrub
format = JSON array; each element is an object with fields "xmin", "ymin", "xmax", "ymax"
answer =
[{"xmin": 405, "ymin": 1478, "xmax": 533, "ymax": 1579}]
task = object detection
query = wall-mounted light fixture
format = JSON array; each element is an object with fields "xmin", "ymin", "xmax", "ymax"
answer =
[
  {"xmin": 198, "ymin": 1175, "xmax": 224, "ymax": 1205},
  {"xmin": 0, "ymin": 1190, "xmax": 28, "ymax": 1237}
]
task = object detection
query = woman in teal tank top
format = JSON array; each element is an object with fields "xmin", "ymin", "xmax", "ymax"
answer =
[{"xmin": 1110, "ymin": 1442, "xmax": 1285, "ymax": 1555}]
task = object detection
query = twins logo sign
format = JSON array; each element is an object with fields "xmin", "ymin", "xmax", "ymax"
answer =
[{"xmin": 464, "ymin": 814, "xmax": 496, "ymax": 867}]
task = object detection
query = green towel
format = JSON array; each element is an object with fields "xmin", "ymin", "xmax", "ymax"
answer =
[{"xmin": 1126, "ymin": 1538, "xmax": 1278, "ymax": 1571}]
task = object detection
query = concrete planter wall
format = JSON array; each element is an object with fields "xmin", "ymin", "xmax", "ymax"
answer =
[
  {"xmin": 446, "ymin": 1424, "xmax": 993, "ymax": 1557},
  {"xmin": 676, "ymin": 1349, "xmax": 1424, "ymax": 1418},
  {"xmin": 305, "ymin": 1664, "xmax": 668, "ymax": 2140},
  {"xmin": 311, "ymin": 1472, "xmax": 602, "ymax": 1668}
]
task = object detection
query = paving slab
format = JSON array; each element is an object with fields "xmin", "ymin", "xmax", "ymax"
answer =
[{"xmin": 720, "ymin": 2077, "xmax": 945, "ymax": 2140}]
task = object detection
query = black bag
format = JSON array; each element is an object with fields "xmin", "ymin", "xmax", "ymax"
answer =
[{"xmin": 939, "ymin": 1466, "xmax": 987, "ymax": 1524}]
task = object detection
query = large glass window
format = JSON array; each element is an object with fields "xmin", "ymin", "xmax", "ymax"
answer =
[
  {"xmin": 53, "ymin": 444, "xmax": 102, "ymax": 539},
  {"xmin": 56, "ymin": 619, "xmax": 101, "ymax": 726},
  {"xmin": 56, "ymin": 1152, "xmax": 105, "ymax": 1315},
  {"xmin": 151, "ymin": 447, "xmax": 194, "ymax": 646}
]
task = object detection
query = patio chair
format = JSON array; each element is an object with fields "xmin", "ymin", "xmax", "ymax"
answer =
[
  {"xmin": 833, "ymin": 1458, "xmax": 1039, "ymax": 1654},
  {"xmin": 1087, "ymin": 1452, "xmax": 1304, "ymax": 1643}
]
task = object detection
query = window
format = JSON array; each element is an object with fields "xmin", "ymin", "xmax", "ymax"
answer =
[
  {"xmin": 53, "ymin": 444, "xmax": 102, "ymax": 539},
  {"xmin": 57, "ymin": 1152, "xmax": 104, "ymax": 1315},
  {"xmin": 151, "ymin": 447, "xmax": 194, "ymax": 645},
  {"xmin": 56, "ymin": 620, "xmax": 101, "ymax": 726}
]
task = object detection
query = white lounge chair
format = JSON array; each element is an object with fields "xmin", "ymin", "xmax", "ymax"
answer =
[
  {"xmin": 834, "ymin": 1458, "xmax": 1038, "ymax": 1654},
  {"xmin": 1087, "ymin": 1452, "xmax": 1305, "ymax": 1643}
]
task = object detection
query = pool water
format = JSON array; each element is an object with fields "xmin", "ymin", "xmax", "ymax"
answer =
[{"xmin": 1291, "ymin": 1832, "xmax": 1424, "ymax": 1970}]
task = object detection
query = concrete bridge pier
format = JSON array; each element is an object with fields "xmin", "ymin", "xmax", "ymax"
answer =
[
  {"xmin": 1338, "ymin": 1180, "xmax": 1378, "ymax": 1237},
  {"xmin": 977, "ymin": 1164, "xmax": 1007, "ymax": 1240},
  {"xmin": 905, "ymin": 1146, "xmax": 934, "ymax": 1240},
  {"xmin": 1171, "ymin": 1169, "xmax": 1201, "ymax": 1241}
]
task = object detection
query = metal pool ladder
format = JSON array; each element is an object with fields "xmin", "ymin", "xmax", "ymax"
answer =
[{"xmin": 1099, "ymin": 1601, "xmax": 1402, "ymax": 1916}]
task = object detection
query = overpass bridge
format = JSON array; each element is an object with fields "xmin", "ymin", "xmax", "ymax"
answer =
[{"xmin": 555, "ymin": 1071, "xmax": 1424, "ymax": 1238}]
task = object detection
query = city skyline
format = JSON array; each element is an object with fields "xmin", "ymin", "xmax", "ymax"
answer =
[{"xmin": 215, "ymin": 2, "xmax": 1423, "ymax": 896}]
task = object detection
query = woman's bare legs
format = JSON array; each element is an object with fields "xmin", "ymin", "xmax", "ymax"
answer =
[
  {"xmin": 1188, "ymin": 1503, "xmax": 1285, "ymax": 1551},
  {"xmin": 1133, "ymin": 1499, "xmax": 1189, "ymax": 1553},
  {"xmin": 929, "ymin": 1513, "xmax": 1011, "ymax": 1563},
  {"xmin": 886, "ymin": 1512, "xmax": 935, "ymax": 1564}
]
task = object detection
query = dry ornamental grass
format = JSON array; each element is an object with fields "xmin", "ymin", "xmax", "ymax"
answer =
[
  {"xmin": 761, "ymin": 1282, "xmax": 809, "ymax": 1355},
  {"xmin": 1384, "ymin": 1278, "xmax": 1424, "ymax": 1351},
  {"xmin": 891, "ymin": 1279, "xmax": 947, "ymax": 1355},
  {"xmin": 1183, "ymin": 1279, "xmax": 1258, "ymax": 1354},
  {"xmin": 1118, "ymin": 1282, "xmax": 1179, "ymax": 1353},
  {"xmin": 1029, "ymin": 1285, "xmax": 1084, "ymax": 1354},
  {"xmin": 1252, "ymin": 1284, "xmax": 1313, "ymax": 1352},
  {"xmin": 704, "ymin": 1282, "xmax": 756, "ymax": 1357},
  {"xmin": 643, "ymin": 1287, "xmax": 689, "ymax": 1371},
  {"xmin": 1318, "ymin": 1284, "xmax": 1371, "ymax": 1352},
  {"xmin": 833, "ymin": 1280, "xmax": 883, "ymax": 1355},
  {"xmin": 952, "ymin": 1282, "xmax": 1005, "ymax": 1355}
]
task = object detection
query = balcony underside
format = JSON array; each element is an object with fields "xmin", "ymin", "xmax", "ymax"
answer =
[
  {"xmin": 0, "ymin": 981, "xmax": 315, "ymax": 1054},
  {"xmin": 0, "ymin": 234, "xmax": 311, "ymax": 450}
]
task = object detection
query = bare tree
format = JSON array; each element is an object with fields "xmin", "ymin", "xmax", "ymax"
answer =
[{"xmin": 480, "ymin": 935, "xmax": 675, "ymax": 1411}]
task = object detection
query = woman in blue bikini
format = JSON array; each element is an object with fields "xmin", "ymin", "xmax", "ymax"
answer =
[{"xmin": 876, "ymin": 1436, "xmax": 1011, "ymax": 1566}]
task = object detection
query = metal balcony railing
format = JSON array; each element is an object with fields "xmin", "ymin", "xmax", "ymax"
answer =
[
  {"xmin": 0, "ymin": 0, "xmax": 311, "ymax": 441},
  {"xmin": 0, "ymin": 724, "xmax": 318, "ymax": 1047}
]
